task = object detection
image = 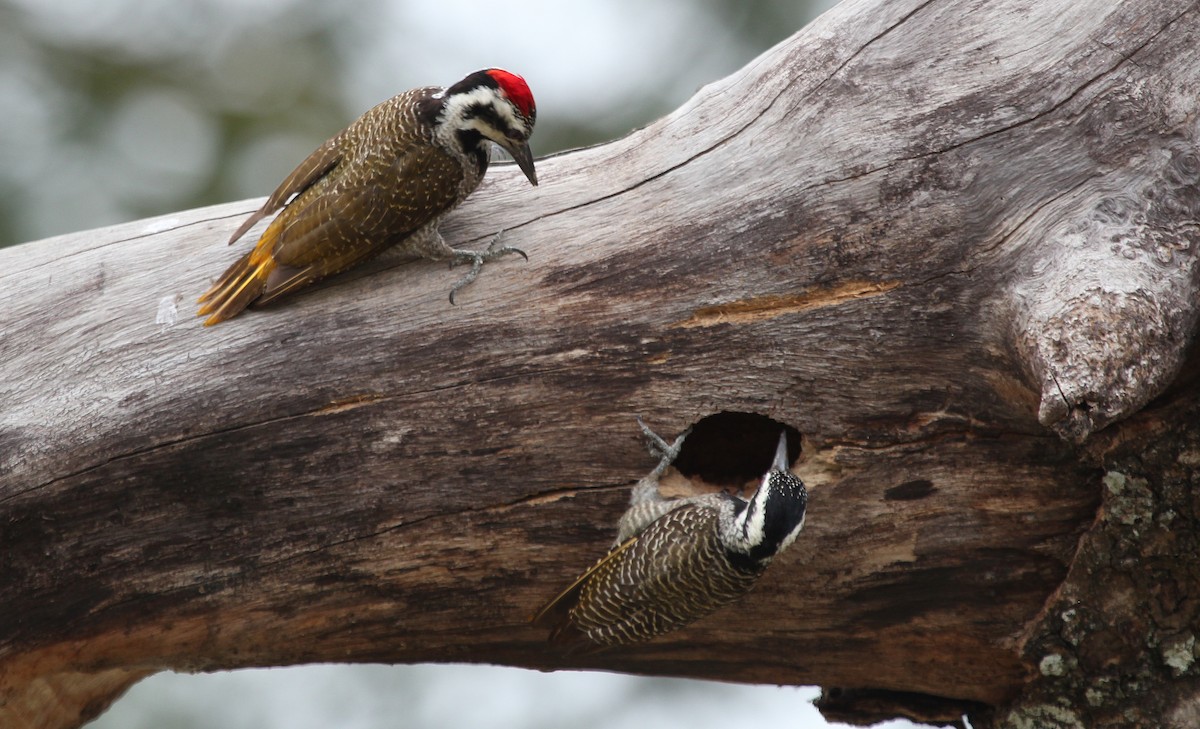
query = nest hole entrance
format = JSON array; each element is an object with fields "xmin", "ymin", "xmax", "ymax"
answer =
[{"xmin": 671, "ymin": 412, "xmax": 801, "ymax": 487}]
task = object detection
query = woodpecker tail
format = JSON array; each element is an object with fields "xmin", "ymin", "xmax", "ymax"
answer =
[{"xmin": 197, "ymin": 220, "xmax": 282, "ymax": 326}]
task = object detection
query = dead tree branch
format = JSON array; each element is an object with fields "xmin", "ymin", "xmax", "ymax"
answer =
[{"xmin": 3, "ymin": 1, "xmax": 1199, "ymax": 727}]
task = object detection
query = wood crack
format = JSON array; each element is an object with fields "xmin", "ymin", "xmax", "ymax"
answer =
[
  {"xmin": 672, "ymin": 280, "xmax": 901, "ymax": 329},
  {"xmin": 805, "ymin": 3, "xmax": 1191, "ymax": 195}
]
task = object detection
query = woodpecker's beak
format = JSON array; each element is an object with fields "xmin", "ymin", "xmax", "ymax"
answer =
[
  {"xmin": 502, "ymin": 140, "xmax": 538, "ymax": 186},
  {"xmin": 772, "ymin": 431, "xmax": 790, "ymax": 472}
]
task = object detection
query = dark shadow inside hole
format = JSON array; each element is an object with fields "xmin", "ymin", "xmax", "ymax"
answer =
[{"xmin": 672, "ymin": 412, "xmax": 802, "ymax": 486}]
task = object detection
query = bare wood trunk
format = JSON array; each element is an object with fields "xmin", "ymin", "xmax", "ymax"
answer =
[{"xmin": 3, "ymin": 1, "xmax": 1199, "ymax": 727}]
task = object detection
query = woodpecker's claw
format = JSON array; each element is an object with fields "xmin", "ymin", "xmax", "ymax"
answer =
[
  {"xmin": 635, "ymin": 416, "xmax": 692, "ymax": 478},
  {"xmin": 447, "ymin": 232, "xmax": 527, "ymax": 304}
]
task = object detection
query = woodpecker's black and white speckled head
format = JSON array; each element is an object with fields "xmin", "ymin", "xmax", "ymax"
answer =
[
  {"xmin": 721, "ymin": 431, "xmax": 808, "ymax": 562},
  {"xmin": 434, "ymin": 68, "xmax": 538, "ymax": 186}
]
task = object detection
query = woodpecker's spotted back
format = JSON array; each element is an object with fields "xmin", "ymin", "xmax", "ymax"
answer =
[
  {"xmin": 198, "ymin": 69, "xmax": 538, "ymax": 326},
  {"xmin": 533, "ymin": 425, "xmax": 808, "ymax": 651}
]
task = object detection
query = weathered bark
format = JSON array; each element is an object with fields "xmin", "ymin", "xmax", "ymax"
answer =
[{"xmin": 2, "ymin": 0, "xmax": 1199, "ymax": 727}]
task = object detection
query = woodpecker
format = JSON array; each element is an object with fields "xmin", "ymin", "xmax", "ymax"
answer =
[
  {"xmin": 533, "ymin": 419, "xmax": 808, "ymax": 651},
  {"xmin": 197, "ymin": 68, "xmax": 538, "ymax": 326}
]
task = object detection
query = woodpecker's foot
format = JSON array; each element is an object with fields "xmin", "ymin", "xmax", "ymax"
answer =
[
  {"xmin": 447, "ymin": 232, "xmax": 528, "ymax": 304},
  {"xmin": 620, "ymin": 418, "xmax": 693, "ymax": 537},
  {"xmin": 635, "ymin": 416, "xmax": 692, "ymax": 479}
]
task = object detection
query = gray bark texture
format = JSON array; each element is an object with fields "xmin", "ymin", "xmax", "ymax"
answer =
[{"xmin": 3, "ymin": 0, "xmax": 1200, "ymax": 727}]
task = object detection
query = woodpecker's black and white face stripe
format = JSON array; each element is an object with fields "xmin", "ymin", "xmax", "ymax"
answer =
[
  {"xmin": 434, "ymin": 69, "xmax": 538, "ymax": 186},
  {"xmin": 443, "ymin": 85, "xmax": 534, "ymax": 140},
  {"xmin": 722, "ymin": 431, "xmax": 808, "ymax": 562}
]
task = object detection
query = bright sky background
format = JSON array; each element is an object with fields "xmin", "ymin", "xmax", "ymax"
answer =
[{"xmin": 87, "ymin": 665, "xmax": 954, "ymax": 729}]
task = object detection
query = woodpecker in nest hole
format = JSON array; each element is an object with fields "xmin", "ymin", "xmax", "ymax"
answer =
[
  {"xmin": 533, "ymin": 419, "xmax": 808, "ymax": 651},
  {"xmin": 198, "ymin": 68, "xmax": 538, "ymax": 326}
]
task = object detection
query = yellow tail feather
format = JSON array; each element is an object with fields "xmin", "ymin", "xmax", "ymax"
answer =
[{"xmin": 198, "ymin": 220, "xmax": 282, "ymax": 325}]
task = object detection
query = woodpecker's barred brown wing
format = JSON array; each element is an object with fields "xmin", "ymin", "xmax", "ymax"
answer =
[
  {"xmin": 196, "ymin": 135, "xmax": 347, "ymax": 322},
  {"xmin": 198, "ymin": 92, "xmax": 466, "ymax": 326},
  {"xmin": 249, "ymin": 190, "xmax": 381, "ymax": 308},
  {"xmin": 531, "ymin": 536, "xmax": 641, "ymax": 652},
  {"xmin": 534, "ymin": 501, "xmax": 764, "ymax": 651},
  {"xmin": 255, "ymin": 143, "xmax": 466, "ymax": 306}
]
